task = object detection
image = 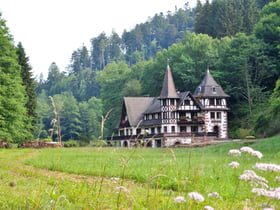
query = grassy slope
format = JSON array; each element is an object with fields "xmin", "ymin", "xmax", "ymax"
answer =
[{"xmin": 1, "ymin": 137, "xmax": 280, "ymax": 209}]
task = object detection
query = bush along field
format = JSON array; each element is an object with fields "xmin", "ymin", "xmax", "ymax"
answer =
[{"xmin": 0, "ymin": 137, "xmax": 279, "ymax": 209}]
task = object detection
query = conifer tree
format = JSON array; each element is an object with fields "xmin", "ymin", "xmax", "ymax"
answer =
[
  {"xmin": 0, "ymin": 14, "xmax": 32, "ymax": 143},
  {"xmin": 16, "ymin": 42, "xmax": 37, "ymax": 129}
]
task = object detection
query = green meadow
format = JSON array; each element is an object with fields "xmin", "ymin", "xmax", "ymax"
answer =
[{"xmin": 1, "ymin": 137, "xmax": 280, "ymax": 209}]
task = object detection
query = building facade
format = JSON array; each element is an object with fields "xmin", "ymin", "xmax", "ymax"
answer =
[{"xmin": 109, "ymin": 65, "xmax": 229, "ymax": 147}]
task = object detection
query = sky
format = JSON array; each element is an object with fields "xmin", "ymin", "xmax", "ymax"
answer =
[{"xmin": 0, "ymin": 0, "xmax": 198, "ymax": 79}]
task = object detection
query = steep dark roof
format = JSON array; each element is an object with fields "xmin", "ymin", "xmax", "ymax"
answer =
[
  {"xmin": 122, "ymin": 97, "xmax": 155, "ymax": 127},
  {"xmin": 193, "ymin": 70, "xmax": 229, "ymax": 98},
  {"xmin": 143, "ymin": 97, "xmax": 160, "ymax": 114},
  {"xmin": 159, "ymin": 65, "xmax": 179, "ymax": 99}
]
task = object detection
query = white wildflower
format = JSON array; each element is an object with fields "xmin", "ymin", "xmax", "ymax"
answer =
[
  {"xmin": 115, "ymin": 186, "xmax": 130, "ymax": 194},
  {"xmin": 251, "ymin": 150, "xmax": 263, "ymax": 159},
  {"xmin": 228, "ymin": 149, "xmax": 241, "ymax": 156},
  {"xmin": 188, "ymin": 192, "xmax": 204, "ymax": 202},
  {"xmin": 240, "ymin": 170, "xmax": 268, "ymax": 188},
  {"xmin": 204, "ymin": 206, "xmax": 214, "ymax": 210},
  {"xmin": 275, "ymin": 176, "xmax": 280, "ymax": 182},
  {"xmin": 174, "ymin": 196, "xmax": 186, "ymax": 203},
  {"xmin": 259, "ymin": 203, "xmax": 274, "ymax": 209},
  {"xmin": 254, "ymin": 163, "xmax": 280, "ymax": 173},
  {"xmin": 252, "ymin": 187, "xmax": 280, "ymax": 200},
  {"xmin": 240, "ymin": 146, "xmax": 254, "ymax": 154},
  {"xmin": 110, "ymin": 177, "xmax": 120, "ymax": 183},
  {"xmin": 229, "ymin": 161, "xmax": 239, "ymax": 169},
  {"xmin": 208, "ymin": 192, "xmax": 222, "ymax": 199},
  {"xmin": 240, "ymin": 147, "xmax": 263, "ymax": 159}
]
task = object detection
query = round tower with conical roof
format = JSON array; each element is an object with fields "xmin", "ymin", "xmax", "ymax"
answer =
[
  {"xmin": 193, "ymin": 69, "xmax": 229, "ymax": 139},
  {"xmin": 158, "ymin": 64, "xmax": 180, "ymax": 134}
]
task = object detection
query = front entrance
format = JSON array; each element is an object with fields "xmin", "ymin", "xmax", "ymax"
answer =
[
  {"xmin": 123, "ymin": 141, "xmax": 128, "ymax": 147},
  {"xmin": 214, "ymin": 126, "xmax": 219, "ymax": 138}
]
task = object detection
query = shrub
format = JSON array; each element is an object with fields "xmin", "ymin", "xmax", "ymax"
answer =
[
  {"xmin": 232, "ymin": 128, "xmax": 251, "ymax": 139},
  {"xmin": 40, "ymin": 137, "xmax": 52, "ymax": 142},
  {"xmin": 78, "ymin": 135, "xmax": 90, "ymax": 147},
  {"xmin": 64, "ymin": 140, "xmax": 79, "ymax": 147}
]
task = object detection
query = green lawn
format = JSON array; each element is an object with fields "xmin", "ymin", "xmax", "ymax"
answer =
[{"xmin": 1, "ymin": 137, "xmax": 280, "ymax": 209}]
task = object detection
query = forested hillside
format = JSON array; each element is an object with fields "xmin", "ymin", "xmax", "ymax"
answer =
[
  {"xmin": 1, "ymin": 0, "xmax": 280, "ymax": 144},
  {"xmin": 35, "ymin": 0, "xmax": 280, "ymax": 141}
]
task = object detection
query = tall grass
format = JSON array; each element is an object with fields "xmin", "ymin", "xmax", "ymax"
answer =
[{"xmin": 1, "ymin": 137, "xmax": 280, "ymax": 208}]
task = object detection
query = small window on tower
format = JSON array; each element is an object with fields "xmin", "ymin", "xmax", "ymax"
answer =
[{"xmin": 212, "ymin": 86, "xmax": 216, "ymax": 93}]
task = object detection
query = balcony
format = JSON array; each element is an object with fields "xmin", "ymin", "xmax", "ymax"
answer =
[{"xmin": 177, "ymin": 117, "xmax": 204, "ymax": 125}]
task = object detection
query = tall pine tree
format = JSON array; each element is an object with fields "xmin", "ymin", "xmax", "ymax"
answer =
[
  {"xmin": 16, "ymin": 42, "xmax": 37, "ymax": 130},
  {"xmin": 0, "ymin": 14, "xmax": 33, "ymax": 143}
]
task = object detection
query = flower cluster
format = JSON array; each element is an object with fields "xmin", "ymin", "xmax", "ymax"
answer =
[
  {"xmin": 229, "ymin": 161, "xmax": 239, "ymax": 169},
  {"xmin": 110, "ymin": 177, "xmax": 120, "ymax": 183},
  {"xmin": 174, "ymin": 196, "xmax": 186, "ymax": 203},
  {"xmin": 204, "ymin": 206, "xmax": 214, "ymax": 210},
  {"xmin": 240, "ymin": 146, "xmax": 263, "ymax": 159},
  {"xmin": 251, "ymin": 150, "xmax": 263, "ymax": 159},
  {"xmin": 115, "ymin": 186, "xmax": 130, "ymax": 194},
  {"xmin": 240, "ymin": 146, "xmax": 254, "ymax": 154},
  {"xmin": 208, "ymin": 192, "xmax": 222, "ymax": 199},
  {"xmin": 188, "ymin": 192, "xmax": 204, "ymax": 202},
  {"xmin": 239, "ymin": 170, "xmax": 268, "ymax": 188},
  {"xmin": 253, "ymin": 163, "xmax": 280, "ymax": 173},
  {"xmin": 228, "ymin": 149, "xmax": 241, "ymax": 156},
  {"xmin": 259, "ymin": 203, "xmax": 274, "ymax": 209},
  {"xmin": 252, "ymin": 187, "xmax": 280, "ymax": 200}
]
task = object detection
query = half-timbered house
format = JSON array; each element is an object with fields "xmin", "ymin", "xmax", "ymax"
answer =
[{"xmin": 109, "ymin": 65, "xmax": 229, "ymax": 147}]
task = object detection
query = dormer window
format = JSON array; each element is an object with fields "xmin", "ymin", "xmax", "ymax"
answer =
[{"xmin": 212, "ymin": 86, "xmax": 216, "ymax": 93}]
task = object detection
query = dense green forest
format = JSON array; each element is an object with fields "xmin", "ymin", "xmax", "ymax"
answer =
[
  {"xmin": 0, "ymin": 15, "xmax": 36, "ymax": 144},
  {"xmin": 1, "ymin": 0, "xmax": 280, "ymax": 144}
]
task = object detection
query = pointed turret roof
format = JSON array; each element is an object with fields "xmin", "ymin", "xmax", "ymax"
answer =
[
  {"xmin": 159, "ymin": 65, "xmax": 179, "ymax": 99},
  {"xmin": 194, "ymin": 69, "xmax": 229, "ymax": 98}
]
